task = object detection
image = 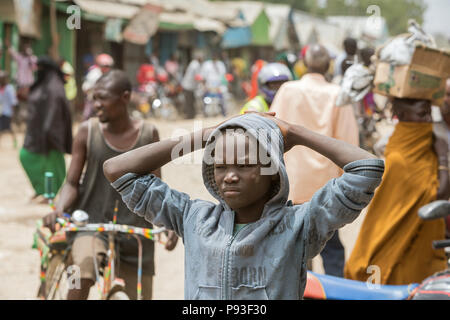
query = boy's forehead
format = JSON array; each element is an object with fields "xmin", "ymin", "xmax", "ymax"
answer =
[
  {"xmin": 215, "ymin": 131, "xmax": 256, "ymax": 150},
  {"xmin": 214, "ymin": 131, "xmax": 260, "ymax": 163}
]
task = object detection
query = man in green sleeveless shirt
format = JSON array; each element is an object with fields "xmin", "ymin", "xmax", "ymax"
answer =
[{"xmin": 43, "ymin": 70, "xmax": 178, "ymax": 299}]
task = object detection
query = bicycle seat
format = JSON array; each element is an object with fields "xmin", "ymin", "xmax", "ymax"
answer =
[{"xmin": 304, "ymin": 271, "xmax": 419, "ymax": 300}]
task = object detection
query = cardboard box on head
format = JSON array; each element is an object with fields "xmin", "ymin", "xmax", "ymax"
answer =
[{"xmin": 373, "ymin": 44, "xmax": 450, "ymax": 107}]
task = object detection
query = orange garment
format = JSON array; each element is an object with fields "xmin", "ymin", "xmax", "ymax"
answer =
[
  {"xmin": 270, "ymin": 73, "xmax": 359, "ymax": 203},
  {"xmin": 344, "ymin": 122, "xmax": 447, "ymax": 285},
  {"xmin": 249, "ymin": 59, "xmax": 265, "ymax": 99}
]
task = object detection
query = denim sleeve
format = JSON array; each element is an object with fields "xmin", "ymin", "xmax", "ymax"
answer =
[
  {"xmin": 302, "ymin": 159, "xmax": 385, "ymax": 259},
  {"xmin": 111, "ymin": 173, "xmax": 203, "ymax": 238}
]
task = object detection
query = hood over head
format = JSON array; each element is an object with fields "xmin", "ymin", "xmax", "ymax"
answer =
[{"xmin": 202, "ymin": 113, "xmax": 290, "ymax": 215}]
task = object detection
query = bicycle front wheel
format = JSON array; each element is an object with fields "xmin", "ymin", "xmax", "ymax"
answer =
[
  {"xmin": 107, "ymin": 290, "xmax": 130, "ymax": 300},
  {"xmin": 44, "ymin": 253, "xmax": 71, "ymax": 300}
]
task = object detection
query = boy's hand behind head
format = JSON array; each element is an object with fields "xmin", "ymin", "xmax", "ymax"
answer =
[
  {"xmin": 164, "ymin": 230, "xmax": 179, "ymax": 251},
  {"xmin": 243, "ymin": 111, "xmax": 293, "ymax": 152}
]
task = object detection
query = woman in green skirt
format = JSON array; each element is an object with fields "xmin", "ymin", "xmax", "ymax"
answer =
[{"xmin": 19, "ymin": 56, "xmax": 72, "ymax": 201}]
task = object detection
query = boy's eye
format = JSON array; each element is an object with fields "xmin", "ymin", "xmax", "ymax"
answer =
[{"xmin": 237, "ymin": 163, "xmax": 256, "ymax": 168}]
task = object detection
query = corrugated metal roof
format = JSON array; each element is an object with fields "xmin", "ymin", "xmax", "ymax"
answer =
[
  {"xmin": 194, "ymin": 17, "xmax": 227, "ymax": 34},
  {"xmin": 158, "ymin": 11, "xmax": 226, "ymax": 34},
  {"xmin": 264, "ymin": 3, "xmax": 290, "ymax": 48},
  {"xmin": 291, "ymin": 10, "xmax": 346, "ymax": 53},
  {"xmin": 190, "ymin": 1, "xmax": 245, "ymax": 24},
  {"xmin": 74, "ymin": 0, "xmax": 140, "ymax": 19},
  {"xmin": 217, "ymin": 1, "xmax": 264, "ymax": 25},
  {"xmin": 73, "ymin": 0, "xmax": 228, "ymax": 33},
  {"xmin": 0, "ymin": 0, "xmax": 17, "ymax": 23},
  {"xmin": 327, "ymin": 16, "xmax": 389, "ymax": 42}
]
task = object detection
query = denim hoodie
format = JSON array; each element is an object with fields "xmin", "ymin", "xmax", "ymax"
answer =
[{"xmin": 111, "ymin": 114, "xmax": 385, "ymax": 299}]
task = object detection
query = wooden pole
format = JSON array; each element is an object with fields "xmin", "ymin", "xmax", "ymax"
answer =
[{"xmin": 49, "ymin": 0, "xmax": 60, "ymax": 61}]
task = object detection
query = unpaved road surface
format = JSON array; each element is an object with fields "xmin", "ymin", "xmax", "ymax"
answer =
[{"xmin": 0, "ymin": 116, "xmax": 386, "ymax": 300}]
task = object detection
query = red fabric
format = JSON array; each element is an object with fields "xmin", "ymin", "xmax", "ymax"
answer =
[
  {"xmin": 249, "ymin": 59, "xmax": 265, "ymax": 99},
  {"xmin": 95, "ymin": 54, "xmax": 114, "ymax": 67},
  {"xmin": 301, "ymin": 45, "xmax": 309, "ymax": 59},
  {"xmin": 136, "ymin": 64, "xmax": 156, "ymax": 85}
]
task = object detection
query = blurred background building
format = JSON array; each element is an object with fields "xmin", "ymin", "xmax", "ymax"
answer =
[{"xmin": 0, "ymin": 0, "xmax": 447, "ymax": 113}]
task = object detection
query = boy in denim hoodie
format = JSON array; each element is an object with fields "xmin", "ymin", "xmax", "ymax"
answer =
[{"xmin": 104, "ymin": 113, "xmax": 384, "ymax": 299}]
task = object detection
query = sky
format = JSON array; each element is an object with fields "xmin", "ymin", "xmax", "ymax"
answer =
[{"xmin": 422, "ymin": 0, "xmax": 450, "ymax": 37}]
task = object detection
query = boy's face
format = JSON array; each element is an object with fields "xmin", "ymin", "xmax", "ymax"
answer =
[
  {"xmin": 213, "ymin": 131, "xmax": 275, "ymax": 212},
  {"xmin": 267, "ymin": 80, "xmax": 286, "ymax": 92}
]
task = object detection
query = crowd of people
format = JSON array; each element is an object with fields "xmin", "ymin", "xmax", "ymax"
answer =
[{"xmin": 0, "ymin": 32, "xmax": 449, "ymax": 300}]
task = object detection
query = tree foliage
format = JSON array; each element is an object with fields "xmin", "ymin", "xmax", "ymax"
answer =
[{"xmin": 211, "ymin": 0, "xmax": 427, "ymax": 36}]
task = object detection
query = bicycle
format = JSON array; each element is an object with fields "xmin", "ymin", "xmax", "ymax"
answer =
[{"xmin": 34, "ymin": 208, "xmax": 168, "ymax": 300}]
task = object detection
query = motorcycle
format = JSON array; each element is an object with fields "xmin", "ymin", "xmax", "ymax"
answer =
[
  {"xmin": 202, "ymin": 86, "xmax": 225, "ymax": 118},
  {"xmin": 303, "ymin": 200, "xmax": 450, "ymax": 300},
  {"xmin": 131, "ymin": 82, "xmax": 158, "ymax": 119},
  {"xmin": 131, "ymin": 72, "xmax": 180, "ymax": 121},
  {"xmin": 151, "ymin": 72, "xmax": 181, "ymax": 121},
  {"xmin": 195, "ymin": 74, "xmax": 235, "ymax": 118}
]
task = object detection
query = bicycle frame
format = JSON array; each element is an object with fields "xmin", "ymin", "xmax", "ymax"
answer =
[
  {"xmin": 91, "ymin": 229, "xmax": 144, "ymax": 299},
  {"xmin": 53, "ymin": 218, "xmax": 167, "ymax": 300}
]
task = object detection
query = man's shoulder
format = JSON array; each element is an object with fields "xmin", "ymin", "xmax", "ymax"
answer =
[
  {"xmin": 140, "ymin": 119, "xmax": 157, "ymax": 131},
  {"xmin": 278, "ymin": 79, "xmax": 305, "ymax": 93},
  {"xmin": 140, "ymin": 120, "xmax": 159, "ymax": 144},
  {"xmin": 282, "ymin": 76, "xmax": 338, "ymax": 91},
  {"xmin": 79, "ymin": 119, "xmax": 91, "ymax": 130},
  {"xmin": 75, "ymin": 120, "xmax": 91, "ymax": 142}
]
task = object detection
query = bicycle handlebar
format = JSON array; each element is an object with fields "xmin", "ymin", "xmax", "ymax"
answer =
[
  {"xmin": 433, "ymin": 239, "xmax": 450, "ymax": 250},
  {"xmin": 56, "ymin": 218, "xmax": 167, "ymax": 241}
]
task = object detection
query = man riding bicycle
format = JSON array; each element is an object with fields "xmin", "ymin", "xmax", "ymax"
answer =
[{"xmin": 43, "ymin": 70, "xmax": 178, "ymax": 300}]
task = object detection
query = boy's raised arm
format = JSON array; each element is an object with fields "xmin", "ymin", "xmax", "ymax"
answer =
[
  {"xmin": 103, "ymin": 127, "xmax": 214, "ymax": 183},
  {"xmin": 105, "ymin": 126, "xmax": 216, "ymax": 238},
  {"xmin": 287, "ymin": 123, "xmax": 377, "ymax": 167},
  {"xmin": 268, "ymin": 114, "xmax": 384, "ymax": 259},
  {"xmin": 253, "ymin": 112, "xmax": 377, "ymax": 167}
]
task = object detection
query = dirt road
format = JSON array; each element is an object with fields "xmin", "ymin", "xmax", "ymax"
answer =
[{"xmin": 0, "ymin": 116, "xmax": 377, "ymax": 300}]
